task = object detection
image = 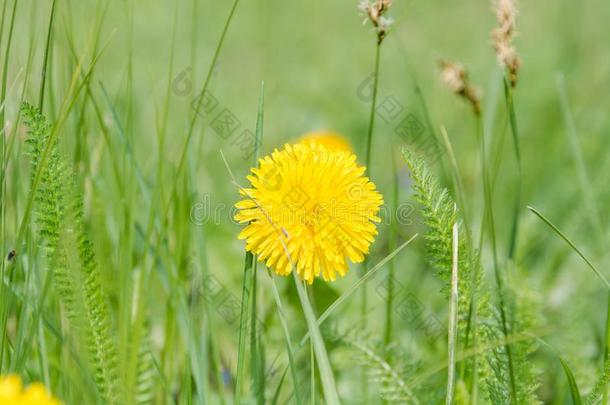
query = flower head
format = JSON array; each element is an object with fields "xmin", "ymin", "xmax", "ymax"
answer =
[
  {"xmin": 0, "ymin": 375, "xmax": 61, "ymax": 405},
  {"xmin": 492, "ymin": 0, "xmax": 520, "ymax": 87},
  {"xmin": 235, "ymin": 142, "xmax": 383, "ymax": 284},
  {"xmin": 439, "ymin": 60, "xmax": 481, "ymax": 115},
  {"xmin": 358, "ymin": 0, "xmax": 393, "ymax": 44},
  {"xmin": 298, "ymin": 131, "xmax": 353, "ymax": 153}
]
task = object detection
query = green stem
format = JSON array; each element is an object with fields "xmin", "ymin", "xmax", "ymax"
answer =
[
  {"xmin": 38, "ymin": 0, "xmax": 57, "ymax": 111},
  {"xmin": 0, "ymin": 0, "xmax": 18, "ymax": 374},
  {"xmin": 176, "ymin": 0, "xmax": 241, "ymax": 174},
  {"xmin": 503, "ymin": 78, "xmax": 522, "ymax": 261},
  {"xmin": 364, "ymin": 44, "xmax": 381, "ymax": 170},
  {"xmin": 384, "ymin": 152, "xmax": 399, "ymax": 346},
  {"xmin": 310, "ymin": 340, "xmax": 315, "ymax": 405},
  {"xmin": 446, "ymin": 221, "xmax": 459, "ymax": 405},
  {"xmin": 235, "ymin": 82, "xmax": 264, "ymax": 404},
  {"xmin": 293, "ymin": 275, "xmax": 340, "ymax": 405},
  {"xmin": 601, "ymin": 236, "xmax": 610, "ymax": 404},
  {"xmin": 235, "ymin": 252, "xmax": 254, "ymax": 404},
  {"xmin": 527, "ymin": 206, "xmax": 610, "ymax": 290},
  {"xmin": 268, "ymin": 272, "xmax": 302, "ymax": 405},
  {"xmin": 477, "ymin": 116, "xmax": 518, "ymax": 403},
  {"xmin": 250, "ymin": 257, "xmax": 262, "ymax": 403},
  {"xmin": 361, "ymin": 41, "xmax": 381, "ymax": 403}
]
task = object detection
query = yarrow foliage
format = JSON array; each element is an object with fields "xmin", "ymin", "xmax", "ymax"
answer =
[
  {"xmin": 235, "ymin": 142, "xmax": 383, "ymax": 283},
  {"xmin": 22, "ymin": 103, "xmax": 122, "ymax": 404}
]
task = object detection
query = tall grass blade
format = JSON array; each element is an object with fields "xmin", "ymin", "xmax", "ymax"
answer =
[
  {"xmin": 38, "ymin": 0, "xmax": 57, "ymax": 111},
  {"xmin": 384, "ymin": 153, "xmax": 399, "ymax": 346},
  {"xmin": 268, "ymin": 271, "xmax": 302, "ymax": 405},
  {"xmin": 0, "ymin": 0, "xmax": 18, "ymax": 375},
  {"xmin": 292, "ymin": 272, "xmax": 340, "ymax": 405},
  {"xmin": 177, "ymin": 0, "xmax": 242, "ymax": 173},
  {"xmin": 527, "ymin": 206, "xmax": 610, "ymax": 290},
  {"xmin": 250, "ymin": 82, "xmax": 264, "ymax": 404},
  {"xmin": 298, "ymin": 234, "xmax": 418, "ymax": 347},
  {"xmin": 446, "ymin": 220, "xmax": 459, "ymax": 405},
  {"xmin": 235, "ymin": 82, "xmax": 264, "ymax": 404},
  {"xmin": 503, "ymin": 78, "xmax": 522, "ymax": 261},
  {"xmin": 559, "ymin": 357, "xmax": 583, "ymax": 405}
]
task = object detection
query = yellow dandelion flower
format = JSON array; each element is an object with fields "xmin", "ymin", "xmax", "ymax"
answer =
[
  {"xmin": 0, "ymin": 375, "xmax": 61, "ymax": 405},
  {"xmin": 235, "ymin": 142, "xmax": 383, "ymax": 284},
  {"xmin": 298, "ymin": 130, "xmax": 353, "ymax": 153}
]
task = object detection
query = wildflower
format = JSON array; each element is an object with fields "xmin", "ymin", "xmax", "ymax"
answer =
[
  {"xmin": 492, "ymin": 0, "xmax": 520, "ymax": 87},
  {"xmin": 234, "ymin": 142, "xmax": 383, "ymax": 284},
  {"xmin": 0, "ymin": 375, "xmax": 62, "ymax": 405},
  {"xmin": 439, "ymin": 60, "xmax": 481, "ymax": 115},
  {"xmin": 298, "ymin": 130, "xmax": 353, "ymax": 152},
  {"xmin": 358, "ymin": 0, "xmax": 393, "ymax": 44}
]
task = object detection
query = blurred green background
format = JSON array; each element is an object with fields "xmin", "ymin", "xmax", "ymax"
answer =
[{"xmin": 3, "ymin": 0, "xmax": 610, "ymax": 402}]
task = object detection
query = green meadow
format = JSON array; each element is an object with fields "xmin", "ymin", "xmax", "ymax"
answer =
[{"xmin": 1, "ymin": 0, "xmax": 610, "ymax": 403}]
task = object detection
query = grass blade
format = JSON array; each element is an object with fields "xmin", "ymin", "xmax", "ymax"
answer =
[
  {"xmin": 503, "ymin": 78, "xmax": 522, "ymax": 261},
  {"xmin": 446, "ymin": 220, "xmax": 459, "ymax": 405},
  {"xmin": 292, "ymin": 272, "xmax": 340, "ymax": 405},
  {"xmin": 177, "ymin": 0, "xmax": 242, "ymax": 173},
  {"xmin": 527, "ymin": 206, "xmax": 610, "ymax": 289},
  {"xmin": 38, "ymin": 0, "xmax": 57, "ymax": 111},
  {"xmin": 559, "ymin": 357, "xmax": 583, "ymax": 405},
  {"xmin": 235, "ymin": 83, "xmax": 264, "ymax": 404},
  {"xmin": 267, "ymin": 272, "xmax": 302, "ymax": 405},
  {"xmin": 298, "ymin": 234, "xmax": 418, "ymax": 347},
  {"xmin": 250, "ymin": 83, "xmax": 264, "ymax": 404},
  {"xmin": 384, "ymin": 153, "xmax": 399, "ymax": 346}
]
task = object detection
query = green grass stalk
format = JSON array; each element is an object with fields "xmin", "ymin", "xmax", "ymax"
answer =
[
  {"xmin": 293, "ymin": 274, "xmax": 340, "ymax": 405},
  {"xmin": 477, "ymin": 114, "xmax": 518, "ymax": 403},
  {"xmin": 0, "ymin": 0, "xmax": 19, "ymax": 373},
  {"xmin": 176, "ymin": 0, "xmax": 241, "ymax": 174},
  {"xmin": 556, "ymin": 73, "xmax": 609, "ymax": 401},
  {"xmin": 268, "ymin": 272, "xmax": 302, "ymax": 405},
  {"xmin": 235, "ymin": 83, "xmax": 264, "ymax": 404},
  {"xmin": 527, "ymin": 206, "xmax": 610, "ymax": 290},
  {"xmin": 446, "ymin": 220, "xmax": 459, "ymax": 405},
  {"xmin": 503, "ymin": 78, "xmax": 522, "ymax": 261},
  {"xmin": 250, "ymin": 83, "xmax": 265, "ymax": 404},
  {"xmin": 38, "ymin": 0, "xmax": 57, "ymax": 111},
  {"xmin": 361, "ymin": 39, "xmax": 381, "ymax": 403},
  {"xmin": 383, "ymin": 153, "xmax": 399, "ymax": 346}
]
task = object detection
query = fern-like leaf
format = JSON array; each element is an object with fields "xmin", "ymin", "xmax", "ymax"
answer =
[
  {"xmin": 22, "ymin": 102, "xmax": 122, "ymax": 404},
  {"xmin": 402, "ymin": 148, "xmax": 480, "ymax": 342},
  {"xmin": 402, "ymin": 148, "xmax": 541, "ymax": 404}
]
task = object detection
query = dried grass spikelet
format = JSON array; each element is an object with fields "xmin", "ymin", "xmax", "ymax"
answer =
[
  {"xmin": 492, "ymin": 0, "xmax": 520, "ymax": 87},
  {"xmin": 439, "ymin": 60, "xmax": 481, "ymax": 115},
  {"xmin": 358, "ymin": 0, "xmax": 393, "ymax": 44}
]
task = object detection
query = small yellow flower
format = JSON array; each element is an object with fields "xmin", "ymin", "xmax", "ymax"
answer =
[
  {"xmin": 235, "ymin": 142, "xmax": 383, "ymax": 284},
  {"xmin": 0, "ymin": 375, "xmax": 61, "ymax": 405},
  {"xmin": 298, "ymin": 130, "xmax": 353, "ymax": 153}
]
